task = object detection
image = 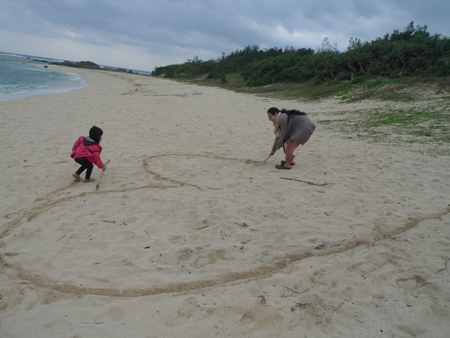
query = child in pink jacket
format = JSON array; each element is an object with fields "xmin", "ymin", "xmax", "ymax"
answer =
[{"xmin": 71, "ymin": 126, "xmax": 106, "ymax": 183}]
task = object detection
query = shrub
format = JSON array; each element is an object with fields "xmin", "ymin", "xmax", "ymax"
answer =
[{"xmin": 351, "ymin": 76, "xmax": 365, "ymax": 84}]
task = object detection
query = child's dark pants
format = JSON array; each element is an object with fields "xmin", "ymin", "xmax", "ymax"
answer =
[{"xmin": 75, "ymin": 157, "xmax": 93, "ymax": 179}]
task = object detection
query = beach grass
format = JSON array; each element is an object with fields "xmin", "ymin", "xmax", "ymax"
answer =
[{"xmin": 320, "ymin": 103, "xmax": 450, "ymax": 156}]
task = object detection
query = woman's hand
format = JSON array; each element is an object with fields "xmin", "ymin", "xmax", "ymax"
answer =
[{"xmin": 269, "ymin": 152, "xmax": 274, "ymax": 156}]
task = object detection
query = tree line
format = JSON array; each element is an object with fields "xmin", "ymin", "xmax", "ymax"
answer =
[{"xmin": 152, "ymin": 22, "xmax": 450, "ymax": 86}]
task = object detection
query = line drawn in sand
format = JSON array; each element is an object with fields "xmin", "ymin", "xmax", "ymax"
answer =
[{"xmin": 1, "ymin": 153, "xmax": 448, "ymax": 298}]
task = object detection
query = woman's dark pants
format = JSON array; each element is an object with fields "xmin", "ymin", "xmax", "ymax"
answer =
[{"xmin": 75, "ymin": 157, "xmax": 93, "ymax": 179}]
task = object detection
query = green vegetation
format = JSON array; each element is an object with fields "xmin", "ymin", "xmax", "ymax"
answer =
[
  {"xmin": 152, "ymin": 22, "xmax": 450, "ymax": 87},
  {"xmin": 75, "ymin": 61, "xmax": 100, "ymax": 69},
  {"xmin": 51, "ymin": 60, "xmax": 101, "ymax": 69}
]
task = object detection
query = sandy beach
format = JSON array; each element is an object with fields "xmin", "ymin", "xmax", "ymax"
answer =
[{"xmin": 1, "ymin": 66, "xmax": 449, "ymax": 337}]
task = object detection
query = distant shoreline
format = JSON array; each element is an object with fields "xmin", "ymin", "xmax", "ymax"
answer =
[
  {"xmin": 0, "ymin": 51, "xmax": 153, "ymax": 75},
  {"xmin": 0, "ymin": 56, "xmax": 86, "ymax": 102}
]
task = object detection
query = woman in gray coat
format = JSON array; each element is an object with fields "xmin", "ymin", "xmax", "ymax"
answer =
[{"xmin": 267, "ymin": 107, "xmax": 316, "ymax": 170}]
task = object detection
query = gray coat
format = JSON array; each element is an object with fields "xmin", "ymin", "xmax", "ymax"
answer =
[{"xmin": 272, "ymin": 113, "xmax": 316, "ymax": 153}]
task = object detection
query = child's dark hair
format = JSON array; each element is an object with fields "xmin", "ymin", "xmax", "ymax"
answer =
[{"xmin": 89, "ymin": 125, "xmax": 103, "ymax": 144}]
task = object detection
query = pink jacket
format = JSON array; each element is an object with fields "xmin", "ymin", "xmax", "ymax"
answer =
[{"xmin": 71, "ymin": 136, "xmax": 104, "ymax": 169}]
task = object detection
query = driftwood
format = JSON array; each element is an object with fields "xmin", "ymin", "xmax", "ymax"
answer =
[
  {"xmin": 280, "ymin": 177, "xmax": 332, "ymax": 186},
  {"xmin": 195, "ymin": 225, "xmax": 210, "ymax": 230},
  {"xmin": 56, "ymin": 234, "xmax": 67, "ymax": 242},
  {"xmin": 438, "ymin": 256, "xmax": 448, "ymax": 272},
  {"xmin": 95, "ymin": 159, "xmax": 110, "ymax": 190}
]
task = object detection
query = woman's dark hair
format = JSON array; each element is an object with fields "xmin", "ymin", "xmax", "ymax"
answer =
[
  {"xmin": 268, "ymin": 107, "xmax": 307, "ymax": 116},
  {"xmin": 282, "ymin": 109, "xmax": 307, "ymax": 116},
  {"xmin": 89, "ymin": 125, "xmax": 103, "ymax": 144},
  {"xmin": 267, "ymin": 107, "xmax": 280, "ymax": 115}
]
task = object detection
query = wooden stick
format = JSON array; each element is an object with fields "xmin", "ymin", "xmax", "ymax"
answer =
[
  {"xmin": 280, "ymin": 177, "xmax": 332, "ymax": 186},
  {"xmin": 95, "ymin": 159, "xmax": 110, "ymax": 190}
]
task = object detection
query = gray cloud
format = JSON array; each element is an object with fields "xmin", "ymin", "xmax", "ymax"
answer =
[{"xmin": 1, "ymin": 0, "xmax": 448, "ymax": 72}]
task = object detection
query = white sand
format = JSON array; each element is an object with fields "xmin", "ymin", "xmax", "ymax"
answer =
[{"xmin": 1, "ymin": 66, "xmax": 449, "ymax": 337}]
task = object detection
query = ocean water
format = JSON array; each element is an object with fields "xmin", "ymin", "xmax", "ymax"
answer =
[{"xmin": 0, "ymin": 52, "xmax": 86, "ymax": 101}]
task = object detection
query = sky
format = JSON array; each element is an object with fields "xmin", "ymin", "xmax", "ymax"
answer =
[{"xmin": 1, "ymin": 0, "xmax": 449, "ymax": 73}]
